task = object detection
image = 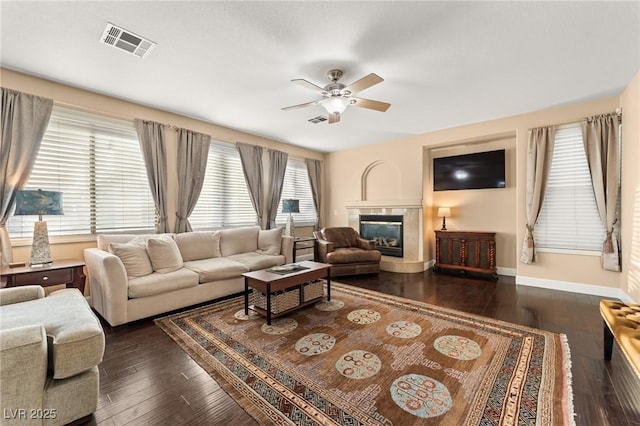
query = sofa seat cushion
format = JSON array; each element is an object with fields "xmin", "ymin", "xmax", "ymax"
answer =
[
  {"xmin": 183, "ymin": 257, "xmax": 250, "ymax": 283},
  {"xmin": 128, "ymin": 268, "xmax": 198, "ymax": 299},
  {"xmin": 0, "ymin": 289, "xmax": 104, "ymax": 380},
  {"xmin": 326, "ymin": 247, "xmax": 382, "ymax": 264},
  {"xmin": 228, "ymin": 252, "xmax": 285, "ymax": 271}
]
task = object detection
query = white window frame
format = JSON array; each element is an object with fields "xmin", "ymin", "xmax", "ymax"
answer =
[
  {"xmin": 189, "ymin": 140, "xmax": 257, "ymax": 229},
  {"xmin": 534, "ymin": 122, "xmax": 606, "ymax": 255},
  {"xmin": 275, "ymin": 158, "xmax": 316, "ymax": 227},
  {"xmin": 7, "ymin": 105, "xmax": 155, "ymax": 239}
]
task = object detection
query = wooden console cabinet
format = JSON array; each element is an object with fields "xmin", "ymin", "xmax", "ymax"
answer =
[{"xmin": 434, "ymin": 231, "xmax": 497, "ymax": 280}]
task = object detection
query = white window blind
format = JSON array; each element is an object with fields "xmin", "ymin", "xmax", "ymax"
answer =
[
  {"xmin": 275, "ymin": 158, "xmax": 316, "ymax": 226},
  {"xmin": 190, "ymin": 141, "xmax": 257, "ymax": 229},
  {"xmin": 534, "ymin": 123, "xmax": 605, "ymax": 251},
  {"xmin": 7, "ymin": 105, "xmax": 155, "ymax": 237}
]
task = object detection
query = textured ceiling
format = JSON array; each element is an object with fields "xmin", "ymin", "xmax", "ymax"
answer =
[{"xmin": 1, "ymin": 1, "xmax": 638, "ymax": 153}]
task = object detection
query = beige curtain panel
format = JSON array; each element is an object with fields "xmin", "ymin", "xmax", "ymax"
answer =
[
  {"xmin": 175, "ymin": 128, "xmax": 211, "ymax": 233},
  {"xmin": 135, "ymin": 119, "xmax": 169, "ymax": 233},
  {"xmin": 582, "ymin": 113, "xmax": 621, "ymax": 271},
  {"xmin": 0, "ymin": 88, "xmax": 53, "ymax": 266},
  {"xmin": 237, "ymin": 142, "xmax": 264, "ymax": 228},
  {"xmin": 267, "ymin": 149, "xmax": 288, "ymax": 230},
  {"xmin": 305, "ymin": 158, "xmax": 322, "ymax": 231},
  {"xmin": 521, "ymin": 126, "xmax": 555, "ymax": 264}
]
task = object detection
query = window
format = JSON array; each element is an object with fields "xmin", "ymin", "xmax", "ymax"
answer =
[
  {"xmin": 190, "ymin": 141, "xmax": 257, "ymax": 229},
  {"xmin": 7, "ymin": 105, "xmax": 155, "ymax": 237},
  {"xmin": 275, "ymin": 158, "xmax": 316, "ymax": 226},
  {"xmin": 534, "ymin": 123, "xmax": 606, "ymax": 252}
]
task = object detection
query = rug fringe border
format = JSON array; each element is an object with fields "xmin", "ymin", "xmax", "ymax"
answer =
[{"xmin": 560, "ymin": 333, "xmax": 577, "ymax": 426}]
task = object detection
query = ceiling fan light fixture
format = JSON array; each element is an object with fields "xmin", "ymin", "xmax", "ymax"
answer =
[{"xmin": 321, "ymin": 97, "xmax": 350, "ymax": 114}]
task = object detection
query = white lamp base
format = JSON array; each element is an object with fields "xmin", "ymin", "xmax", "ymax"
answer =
[
  {"xmin": 30, "ymin": 221, "xmax": 52, "ymax": 266},
  {"xmin": 285, "ymin": 213, "xmax": 295, "ymax": 237}
]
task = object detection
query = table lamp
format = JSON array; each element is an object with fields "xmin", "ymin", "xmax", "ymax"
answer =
[
  {"xmin": 437, "ymin": 207, "xmax": 451, "ymax": 231},
  {"xmin": 14, "ymin": 189, "xmax": 64, "ymax": 266},
  {"xmin": 282, "ymin": 199, "xmax": 299, "ymax": 237}
]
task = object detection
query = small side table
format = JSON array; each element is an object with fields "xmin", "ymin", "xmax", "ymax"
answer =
[
  {"xmin": 0, "ymin": 259, "xmax": 86, "ymax": 294},
  {"xmin": 293, "ymin": 237, "xmax": 316, "ymax": 262}
]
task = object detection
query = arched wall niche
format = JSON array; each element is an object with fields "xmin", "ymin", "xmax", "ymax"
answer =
[{"xmin": 361, "ymin": 160, "xmax": 402, "ymax": 201}]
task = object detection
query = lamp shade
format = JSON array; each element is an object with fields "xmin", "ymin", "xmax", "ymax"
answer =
[
  {"xmin": 437, "ymin": 207, "xmax": 451, "ymax": 218},
  {"xmin": 14, "ymin": 190, "xmax": 64, "ymax": 216},
  {"xmin": 282, "ymin": 199, "xmax": 300, "ymax": 214}
]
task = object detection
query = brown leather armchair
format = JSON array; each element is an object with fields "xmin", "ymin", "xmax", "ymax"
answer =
[{"xmin": 313, "ymin": 227, "xmax": 381, "ymax": 276}]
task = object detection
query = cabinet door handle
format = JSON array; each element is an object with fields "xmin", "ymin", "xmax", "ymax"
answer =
[{"xmin": 42, "ymin": 276, "xmax": 48, "ymax": 281}]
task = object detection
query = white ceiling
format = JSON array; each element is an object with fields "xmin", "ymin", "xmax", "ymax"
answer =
[{"xmin": 1, "ymin": 1, "xmax": 638, "ymax": 153}]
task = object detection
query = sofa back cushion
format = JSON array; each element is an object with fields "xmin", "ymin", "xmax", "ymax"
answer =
[
  {"xmin": 257, "ymin": 227, "xmax": 283, "ymax": 255},
  {"xmin": 97, "ymin": 233, "xmax": 174, "ymax": 251},
  {"xmin": 321, "ymin": 227, "xmax": 359, "ymax": 248},
  {"xmin": 220, "ymin": 226, "xmax": 260, "ymax": 257},
  {"xmin": 146, "ymin": 236, "xmax": 184, "ymax": 273},
  {"xmin": 174, "ymin": 231, "xmax": 221, "ymax": 261}
]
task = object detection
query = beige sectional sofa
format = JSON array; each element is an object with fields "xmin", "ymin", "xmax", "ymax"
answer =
[{"xmin": 84, "ymin": 226, "xmax": 293, "ymax": 326}]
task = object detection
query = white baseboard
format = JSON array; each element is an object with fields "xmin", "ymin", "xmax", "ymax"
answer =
[
  {"xmin": 425, "ymin": 260, "xmax": 435, "ymax": 270},
  {"xmin": 497, "ymin": 267, "xmax": 516, "ymax": 277},
  {"xmin": 516, "ymin": 275, "xmax": 634, "ymax": 301}
]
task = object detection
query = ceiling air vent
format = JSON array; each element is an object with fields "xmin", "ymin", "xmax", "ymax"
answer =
[
  {"xmin": 100, "ymin": 23, "xmax": 156, "ymax": 58},
  {"xmin": 308, "ymin": 116, "xmax": 328, "ymax": 124}
]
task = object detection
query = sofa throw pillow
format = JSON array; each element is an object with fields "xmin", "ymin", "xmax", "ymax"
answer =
[
  {"xmin": 174, "ymin": 231, "xmax": 221, "ymax": 261},
  {"xmin": 257, "ymin": 227, "xmax": 283, "ymax": 255},
  {"xmin": 108, "ymin": 241, "xmax": 153, "ymax": 278},
  {"xmin": 146, "ymin": 236, "xmax": 184, "ymax": 273},
  {"xmin": 220, "ymin": 226, "xmax": 260, "ymax": 257}
]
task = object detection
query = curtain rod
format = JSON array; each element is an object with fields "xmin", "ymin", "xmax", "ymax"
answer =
[{"xmin": 535, "ymin": 109, "xmax": 622, "ymax": 130}]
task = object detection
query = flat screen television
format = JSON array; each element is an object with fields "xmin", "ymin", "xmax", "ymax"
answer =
[{"xmin": 433, "ymin": 149, "xmax": 506, "ymax": 191}]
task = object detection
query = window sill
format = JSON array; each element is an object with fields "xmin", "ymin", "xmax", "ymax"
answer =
[
  {"xmin": 11, "ymin": 234, "xmax": 98, "ymax": 248},
  {"xmin": 536, "ymin": 247, "xmax": 601, "ymax": 257}
]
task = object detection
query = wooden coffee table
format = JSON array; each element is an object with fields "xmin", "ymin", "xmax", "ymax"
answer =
[{"xmin": 243, "ymin": 261, "xmax": 331, "ymax": 325}]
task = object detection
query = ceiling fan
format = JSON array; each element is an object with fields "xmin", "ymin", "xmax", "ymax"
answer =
[{"xmin": 282, "ymin": 69, "xmax": 390, "ymax": 124}]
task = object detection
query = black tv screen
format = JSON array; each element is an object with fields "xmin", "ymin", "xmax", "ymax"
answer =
[{"xmin": 433, "ymin": 149, "xmax": 506, "ymax": 191}]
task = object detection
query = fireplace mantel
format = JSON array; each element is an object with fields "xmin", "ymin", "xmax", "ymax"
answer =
[{"xmin": 346, "ymin": 199, "xmax": 423, "ymax": 209}]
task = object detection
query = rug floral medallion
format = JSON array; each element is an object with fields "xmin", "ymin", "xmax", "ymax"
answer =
[{"xmin": 156, "ymin": 282, "xmax": 575, "ymax": 425}]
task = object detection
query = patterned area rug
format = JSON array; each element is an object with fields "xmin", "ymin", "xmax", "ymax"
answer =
[{"xmin": 155, "ymin": 282, "xmax": 575, "ymax": 425}]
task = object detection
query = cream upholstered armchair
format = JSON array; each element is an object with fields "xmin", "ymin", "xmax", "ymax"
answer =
[
  {"xmin": 313, "ymin": 227, "xmax": 381, "ymax": 276},
  {"xmin": 0, "ymin": 286, "xmax": 105, "ymax": 425}
]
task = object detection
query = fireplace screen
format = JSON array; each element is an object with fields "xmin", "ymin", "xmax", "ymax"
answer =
[{"xmin": 359, "ymin": 215, "xmax": 403, "ymax": 257}]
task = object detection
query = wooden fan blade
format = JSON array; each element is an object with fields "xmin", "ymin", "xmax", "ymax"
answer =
[
  {"xmin": 292, "ymin": 79, "xmax": 326, "ymax": 94},
  {"xmin": 328, "ymin": 113, "xmax": 340, "ymax": 124},
  {"xmin": 281, "ymin": 100, "xmax": 320, "ymax": 111},
  {"xmin": 351, "ymin": 97, "xmax": 391, "ymax": 112},
  {"xmin": 344, "ymin": 73, "xmax": 383, "ymax": 94}
]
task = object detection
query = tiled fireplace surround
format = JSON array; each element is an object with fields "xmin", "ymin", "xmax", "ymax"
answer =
[{"xmin": 346, "ymin": 200, "xmax": 425, "ymax": 273}]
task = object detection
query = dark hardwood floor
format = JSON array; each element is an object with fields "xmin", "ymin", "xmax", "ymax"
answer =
[{"xmin": 87, "ymin": 271, "xmax": 640, "ymax": 425}]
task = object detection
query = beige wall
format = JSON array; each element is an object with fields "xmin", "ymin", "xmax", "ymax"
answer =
[
  {"xmin": 620, "ymin": 70, "xmax": 640, "ymax": 302},
  {"xmin": 326, "ymin": 95, "xmax": 628, "ymax": 293},
  {"xmin": 2, "ymin": 68, "xmax": 325, "ymax": 267}
]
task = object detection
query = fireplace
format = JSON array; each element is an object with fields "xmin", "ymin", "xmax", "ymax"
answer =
[{"xmin": 359, "ymin": 215, "xmax": 403, "ymax": 257}]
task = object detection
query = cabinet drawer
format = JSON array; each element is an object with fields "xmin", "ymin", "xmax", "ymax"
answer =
[{"xmin": 13, "ymin": 268, "xmax": 72, "ymax": 286}]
